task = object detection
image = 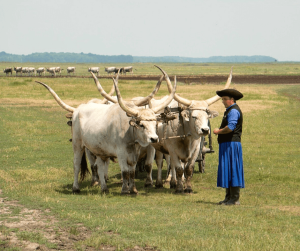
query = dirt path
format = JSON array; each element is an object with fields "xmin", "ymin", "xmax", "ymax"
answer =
[
  {"xmin": 0, "ymin": 190, "xmax": 157, "ymax": 251},
  {"xmin": 5, "ymin": 74, "xmax": 300, "ymax": 84}
]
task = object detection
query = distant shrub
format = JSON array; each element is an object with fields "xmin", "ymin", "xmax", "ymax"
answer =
[{"xmin": 9, "ymin": 81, "xmax": 27, "ymax": 86}]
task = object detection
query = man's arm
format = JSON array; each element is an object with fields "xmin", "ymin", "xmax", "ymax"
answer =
[{"xmin": 213, "ymin": 126, "xmax": 232, "ymax": 135}]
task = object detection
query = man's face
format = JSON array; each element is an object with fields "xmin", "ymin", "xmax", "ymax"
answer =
[{"xmin": 222, "ymin": 96, "xmax": 235, "ymax": 108}]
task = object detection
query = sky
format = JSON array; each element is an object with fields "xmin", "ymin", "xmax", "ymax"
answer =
[{"xmin": 1, "ymin": 0, "xmax": 300, "ymax": 61}]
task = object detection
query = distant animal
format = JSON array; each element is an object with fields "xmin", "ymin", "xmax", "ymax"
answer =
[
  {"xmin": 120, "ymin": 66, "xmax": 134, "ymax": 75},
  {"xmin": 88, "ymin": 67, "xmax": 99, "ymax": 76},
  {"xmin": 67, "ymin": 67, "xmax": 75, "ymax": 75},
  {"xmin": 14, "ymin": 67, "xmax": 22, "ymax": 76},
  {"xmin": 104, "ymin": 67, "xmax": 119, "ymax": 75},
  {"xmin": 55, "ymin": 67, "xmax": 63, "ymax": 75},
  {"xmin": 36, "ymin": 67, "xmax": 45, "ymax": 76},
  {"xmin": 46, "ymin": 67, "xmax": 56, "ymax": 77},
  {"xmin": 21, "ymin": 67, "xmax": 29, "ymax": 76},
  {"xmin": 28, "ymin": 67, "xmax": 36, "ymax": 76},
  {"xmin": 3, "ymin": 67, "xmax": 12, "ymax": 76}
]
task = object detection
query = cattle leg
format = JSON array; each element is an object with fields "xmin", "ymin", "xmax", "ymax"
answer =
[
  {"xmin": 72, "ymin": 148, "xmax": 85, "ymax": 193},
  {"xmin": 104, "ymin": 159, "xmax": 110, "ymax": 182},
  {"xmin": 154, "ymin": 151, "xmax": 164, "ymax": 188},
  {"xmin": 184, "ymin": 143, "xmax": 200, "ymax": 193},
  {"xmin": 121, "ymin": 170, "xmax": 130, "ymax": 194},
  {"xmin": 85, "ymin": 149, "xmax": 99, "ymax": 186},
  {"xmin": 129, "ymin": 170, "xmax": 138, "ymax": 194},
  {"xmin": 144, "ymin": 145, "xmax": 155, "ymax": 187},
  {"xmin": 95, "ymin": 158, "xmax": 109, "ymax": 193}
]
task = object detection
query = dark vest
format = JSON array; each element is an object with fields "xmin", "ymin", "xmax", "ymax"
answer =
[{"xmin": 218, "ymin": 104, "xmax": 243, "ymax": 143}]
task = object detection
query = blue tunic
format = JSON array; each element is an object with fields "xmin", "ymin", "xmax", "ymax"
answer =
[{"xmin": 217, "ymin": 104, "xmax": 245, "ymax": 188}]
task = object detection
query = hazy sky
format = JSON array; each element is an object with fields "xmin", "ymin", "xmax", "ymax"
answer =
[{"xmin": 1, "ymin": 0, "xmax": 300, "ymax": 61}]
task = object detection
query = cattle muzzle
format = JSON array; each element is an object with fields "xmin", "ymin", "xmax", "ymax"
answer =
[{"xmin": 150, "ymin": 137, "xmax": 159, "ymax": 143}]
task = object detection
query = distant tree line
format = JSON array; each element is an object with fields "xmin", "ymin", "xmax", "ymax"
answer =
[{"xmin": 0, "ymin": 51, "xmax": 277, "ymax": 63}]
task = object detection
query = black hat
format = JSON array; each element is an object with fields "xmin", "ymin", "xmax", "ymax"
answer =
[{"xmin": 216, "ymin": 89, "xmax": 243, "ymax": 100}]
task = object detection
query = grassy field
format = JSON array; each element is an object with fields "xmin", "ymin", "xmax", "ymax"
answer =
[
  {"xmin": 0, "ymin": 66, "xmax": 300, "ymax": 250},
  {"xmin": 1, "ymin": 62, "xmax": 300, "ymax": 76}
]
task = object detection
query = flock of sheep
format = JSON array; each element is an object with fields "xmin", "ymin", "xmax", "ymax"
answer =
[{"xmin": 2, "ymin": 66, "xmax": 134, "ymax": 77}]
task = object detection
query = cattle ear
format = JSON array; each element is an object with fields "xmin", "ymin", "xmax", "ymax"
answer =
[
  {"xmin": 129, "ymin": 120, "xmax": 139, "ymax": 128},
  {"xmin": 208, "ymin": 110, "xmax": 219, "ymax": 118},
  {"xmin": 181, "ymin": 110, "xmax": 190, "ymax": 121}
]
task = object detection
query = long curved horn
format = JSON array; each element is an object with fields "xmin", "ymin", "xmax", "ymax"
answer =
[
  {"xmin": 133, "ymin": 75, "xmax": 164, "ymax": 106},
  {"xmin": 154, "ymin": 65, "xmax": 192, "ymax": 107},
  {"xmin": 35, "ymin": 81, "xmax": 75, "ymax": 112},
  {"xmin": 204, "ymin": 67, "xmax": 233, "ymax": 106},
  {"xmin": 90, "ymin": 71, "xmax": 118, "ymax": 104},
  {"xmin": 98, "ymin": 83, "xmax": 115, "ymax": 104},
  {"xmin": 151, "ymin": 76, "xmax": 177, "ymax": 114},
  {"xmin": 113, "ymin": 76, "xmax": 139, "ymax": 117}
]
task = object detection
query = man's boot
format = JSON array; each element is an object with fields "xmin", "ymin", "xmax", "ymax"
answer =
[
  {"xmin": 218, "ymin": 188, "xmax": 230, "ymax": 205},
  {"xmin": 225, "ymin": 187, "xmax": 240, "ymax": 205}
]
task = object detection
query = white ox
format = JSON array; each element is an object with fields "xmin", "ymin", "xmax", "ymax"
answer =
[
  {"xmin": 46, "ymin": 67, "xmax": 56, "ymax": 77},
  {"xmin": 88, "ymin": 67, "xmax": 99, "ymax": 76},
  {"xmin": 105, "ymin": 67, "xmax": 119, "ymax": 75},
  {"xmin": 121, "ymin": 66, "xmax": 133, "ymax": 75},
  {"xmin": 55, "ymin": 67, "xmax": 63, "ymax": 75},
  {"xmin": 148, "ymin": 66, "xmax": 233, "ymax": 193},
  {"xmin": 21, "ymin": 67, "xmax": 29, "ymax": 75},
  {"xmin": 36, "ymin": 67, "xmax": 45, "ymax": 76},
  {"xmin": 67, "ymin": 67, "xmax": 75, "ymax": 75},
  {"xmin": 35, "ymin": 70, "xmax": 176, "ymax": 194},
  {"xmin": 14, "ymin": 66, "xmax": 22, "ymax": 76},
  {"xmin": 28, "ymin": 67, "xmax": 36, "ymax": 76}
]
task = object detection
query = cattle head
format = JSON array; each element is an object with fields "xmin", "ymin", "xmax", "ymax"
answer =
[
  {"xmin": 111, "ymin": 70, "xmax": 177, "ymax": 147},
  {"xmin": 155, "ymin": 65, "xmax": 232, "ymax": 140}
]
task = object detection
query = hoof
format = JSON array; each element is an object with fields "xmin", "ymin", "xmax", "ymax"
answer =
[
  {"xmin": 155, "ymin": 183, "xmax": 164, "ymax": 189},
  {"xmin": 144, "ymin": 183, "xmax": 153, "ymax": 188},
  {"xmin": 102, "ymin": 189, "xmax": 109, "ymax": 194},
  {"xmin": 170, "ymin": 183, "xmax": 177, "ymax": 189},
  {"xmin": 130, "ymin": 188, "xmax": 139, "ymax": 194},
  {"xmin": 72, "ymin": 189, "xmax": 80, "ymax": 194},
  {"xmin": 91, "ymin": 181, "xmax": 99, "ymax": 187},
  {"xmin": 184, "ymin": 188, "xmax": 193, "ymax": 193},
  {"xmin": 174, "ymin": 189, "xmax": 184, "ymax": 194}
]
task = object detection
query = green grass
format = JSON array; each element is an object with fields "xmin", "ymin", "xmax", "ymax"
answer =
[{"xmin": 0, "ymin": 73, "xmax": 300, "ymax": 250}]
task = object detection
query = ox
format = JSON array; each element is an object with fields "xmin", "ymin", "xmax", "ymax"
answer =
[
  {"xmin": 120, "ymin": 66, "xmax": 134, "ymax": 75},
  {"xmin": 147, "ymin": 66, "xmax": 233, "ymax": 193},
  {"xmin": 55, "ymin": 67, "xmax": 63, "ymax": 75},
  {"xmin": 46, "ymin": 67, "xmax": 56, "ymax": 77},
  {"xmin": 35, "ymin": 70, "xmax": 176, "ymax": 194},
  {"xmin": 88, "ymin": 67, "xmax": 99, "ymax": 76},
  {"xmin": 3, "ymin": 67, "xmax": 12, "ymax": 76},
  {"xmin": 21, "ymin": 67, "xmax": 29, "ymax": 76},
  {"xmin": 14, "ymin": 67, "xmax": 22, "ymax": 76},
  {"xmin": 67, "ymin": 67, "xmax": 76, "ymax": 75},
  {"xmin": 105, "ymin": 67, "xmax": 119, "ymax": 75},
  {"xmin": 36, "ymin": 67, "xmax": 45, "ymax": 76},
  {"xmin": 28, "ymin": 67, "xmax": 36, "ymax": 76}
]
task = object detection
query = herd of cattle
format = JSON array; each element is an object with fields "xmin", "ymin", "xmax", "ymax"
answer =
[
  {"xmin": 2, "ymin": 66, "xmax": 134, "ymax": 76},
  {"xmin": 34, "ymin": 66, "xmax": 232, "ymax": 195}
]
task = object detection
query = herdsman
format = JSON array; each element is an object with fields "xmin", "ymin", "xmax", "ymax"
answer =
[{"xmin": 213, "ymin": 89, "xmax": 244, "ymax": 205}]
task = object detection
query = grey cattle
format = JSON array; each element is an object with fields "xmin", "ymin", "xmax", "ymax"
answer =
[
  {"xmin": 67, "ymin": 67, "xmax": 75, "ymax": 75},
  {"xmin": 36, "ymin": 67, "xmax": 45, "ymax": 76},
  {"xmin": 88, "ymin": 67, "xmax": 99, "ymax": 76},
  {"xmin": 149, "ymin": 66, "xmax": 232, "ymax": 193},
  {"xmin": 120, "ymin": 66, "xmax": 133, "ymax": 75},
  {"xmin": 14, "ymin": 67, "xmax": 22, "ymax": 76},
  {"xmin": 104, "ymin": 67, "xmax": 119, "ymax": 75},
  {"xmin": 46, "ymin": 67, "xmax": 56, "ymax": 77},
  {"xmin": 35, "ymin": 70, "xmax": 176, "ymax": 194},
  {"xmin": 28, "ymin": 67, "xmax": 36, "ymax": 76},
  {"xmin": 3, "ymin": 67, "xmax": 12, "ymax": 76}
]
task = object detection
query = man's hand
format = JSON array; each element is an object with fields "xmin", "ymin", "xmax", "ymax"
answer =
[{"xmin": 213, "ymin": 128, "xmax": 220, "ymax": 135}]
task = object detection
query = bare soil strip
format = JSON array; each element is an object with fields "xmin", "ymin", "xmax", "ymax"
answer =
[
  {"xmin": 0, "ymin": 190, "xmax": 157, "ymax": 251},
  {"xmin": 4, "ymin": 75, "xmax": 300, "ymax": 84}
]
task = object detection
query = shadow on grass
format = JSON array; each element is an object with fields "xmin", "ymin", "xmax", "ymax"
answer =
[{"xmin": 55, "ymin": 169, "xmax": 199, "ymax": 196}]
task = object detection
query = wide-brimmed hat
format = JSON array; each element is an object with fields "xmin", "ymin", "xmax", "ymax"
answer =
[{"xmin": 216, "ymin": 89, "xmax": 243, "ymax": 100}]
